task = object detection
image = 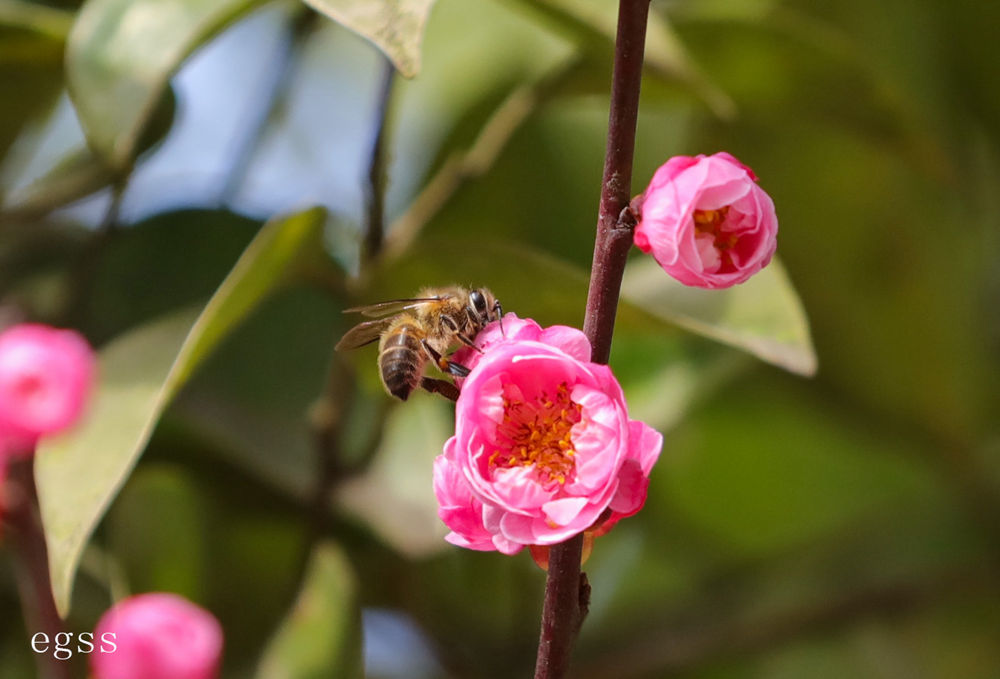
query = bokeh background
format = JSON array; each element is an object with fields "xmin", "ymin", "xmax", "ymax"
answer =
[{"xmin": 2, "ymin": 0, "xmax": 999, "ymax": 677}]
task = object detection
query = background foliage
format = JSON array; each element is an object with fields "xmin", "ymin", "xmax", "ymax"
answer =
[{"xmin": 2, "ymin": 0, "xmax": 999, "ymax": 677}]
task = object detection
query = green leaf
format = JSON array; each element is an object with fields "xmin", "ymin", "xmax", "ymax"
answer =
[
  {"xmin": 255, "ymin": 542, "xmax": 362, "ymax": 679},
  {"xmin": 0, "ymin": 0, "xmax": 73, "ymax": 40},
  {"xmin": 304, "ymin": 0, "xmax": 436, "ymax": 78},
  {"xmin": 35, "ymin": 207, "xmax": 329, "ymax": 616},
  {"xmin": 660, "ymin": 375, "xmax": 938, "ymax": 556},
  {"xmin": 1, "ymin": 148, "xmax": 115, "ymax": 218},
  {"xmin": 336, "ymin": 391, "xmax": 452, "ymax": 557},
  {"xmin": 2, "ymin": 86, "xmax": 175, "ymax": 217},
  {"xmin": 0, "ymin": 27, "xmax": 64, "ymax": 164},
  {"xmin": 170, "ymin": 287, "xmax": 339, "ymax": 502},
  {"xmin": 105, "ymin": 464, "xmax": 209, "ymax": 598},
  {"xmin": 621, "ymin": 256, "xmax": 817, "ymax": 376},
  {"xmin": 502, "ymin": 0, "xmax": 735, "ymax": 118},
  {"xmin": 65, "ymin": 0, "xmax": 268, "ymax": 168}
]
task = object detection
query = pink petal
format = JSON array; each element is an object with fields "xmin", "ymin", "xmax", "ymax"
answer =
[
  {"xmin": 628, "ymin": 420, "xmax": 663, "ymax": 475},
  {"xmin": 542, "ymin": 497, "xmax": 589, "ymax": 526},
  {"xmin": 538, "ymin": 326, "xmax": 591, "ymax": 361}
]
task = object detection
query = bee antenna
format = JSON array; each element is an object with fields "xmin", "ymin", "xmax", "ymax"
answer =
[{"xmin": 495, "ymin": 301, "xmax": 505, "ymax": 336}]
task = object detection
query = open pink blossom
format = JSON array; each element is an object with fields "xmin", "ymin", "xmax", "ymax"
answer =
[
  {"xmin": 91, "ymin": 593, "xmax": 223, "ymax": 679},
  {"xmin": 0, "ymin": 324, "xmax": 94, "ymax": 452},
  {"xmin": 634, "ymin": 152, "xmax": 778, "ymax": 288},
  {"xmin": 435, "ymin": 314, "xmax": 662, "ymax": 553}
]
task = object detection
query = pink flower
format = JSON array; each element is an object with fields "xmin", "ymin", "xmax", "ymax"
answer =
[
  {"xmin": 435, "ymin": 315, "xmax": 662, "ymax": 554},
  {"xmin": 0, "ymin": 324, "xmax": 94, "ymax": 452},
  {"xmin": 91, "ymin": 593, "xmax": 223, "ymax": 679},
  {"xmin": 633, "ymin": 152, "xmax": 778, "ymax": 288}
]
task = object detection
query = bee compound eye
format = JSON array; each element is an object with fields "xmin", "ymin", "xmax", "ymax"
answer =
[{"xmin": 470, "ymin": 291, "xmax": 487, "ymax": 313}]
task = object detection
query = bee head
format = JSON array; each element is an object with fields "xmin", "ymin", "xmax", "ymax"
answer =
[
  {"xmin": 469, "ymin": 290, "xmax": 488, "ymax": 317},
  {"xmin": 469, "ymin": 288, "xmax": 503, "ymax": 329}
]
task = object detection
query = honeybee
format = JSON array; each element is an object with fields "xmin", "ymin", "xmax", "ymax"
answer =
[{"xmin": 336, "ymin": 286, "xmax": 502, "ymax": 401}]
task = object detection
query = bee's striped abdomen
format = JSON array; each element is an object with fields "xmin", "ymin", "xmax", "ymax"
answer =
[{"xmin": 378, "ymin": 321, "xmax": 425, "ymax": 401}]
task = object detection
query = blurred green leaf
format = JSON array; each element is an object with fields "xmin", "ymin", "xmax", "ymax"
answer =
[
  {"xmin": 502, "ymin": 0, "xmax": 734, "ymax": 117},
  {"xmin": 1, "ymin": 85, "xmax": 175, "ymax": 217},
  {"xmin": 661, "ymin": 374, "xmax": 936, "ymax": 555},
  {"xmin": 0, "ymin": 147, "xmax": 114, "ymax": 218},
  {"xmin": 65, "ymin": 0, "xmax": 268, "ymax": 168},
  {"xmin": 336, "ymin": 391, "xmax": 451, "ymax": 558},
  {"xmin": 0, "ymin": 27, "xmax": 63, "ymax": 163},
  {"xmin": 84, "ymin": 208, "xmax": 259, "ymax": 343},
  {"xmin": 171, "ymin": 287, "xmax": 339, "ymax": 502},
  {"xmin": 304, "ymin": 0, "xmax": 435, "ymax": 78},
  {"xmin": 621, "ymin": 256, "xmax": 817, "ymax": 376},
  {"xmin": 106, "ymin": 464, "xmax": 209, "ymax": 598},
  {"xmin": 254, "ymin": 542, "xmax": 362, "ymax": 679},
  {"xmin": 0, "ymin": 0, "xmax": 72, "ymax": 40},
  {"xmin": 35, "ymin": 207, "xmax": 329, "ymax": 615},
  {"xmin": 611, "ymin": 334, "xmax": 748, "ymax": 434}
]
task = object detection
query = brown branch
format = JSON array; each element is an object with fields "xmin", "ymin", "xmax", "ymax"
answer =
[
  {"xmin": 581, "ymin": 0, "xmax": 649, "ymax": 365},
  {"xmin": 60, "ymin": 177, "xmax": 126, "ymax": 327},
  {"xmin": 307, "ymin": 353, "xmax": 353, "ymax": 542},
  {"xmin": 362, "ymin": 55, "xmax": 396, "ymax": 264},
  {"xmin": 534, "ymin": 2, "xmax": 650, "ymax": 679},
  {"xmin": 3, "ymin": 455, "xmax": 71, "ymax": 679}
]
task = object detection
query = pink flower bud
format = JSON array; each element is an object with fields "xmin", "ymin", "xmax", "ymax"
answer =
[
  {"xmin": 435, "ymin": 314, "xmax": 662, "ymax": 553},
  {"xmin": 0, "ymin": 324, "xmax": 95, "ymax": 451},
  {"xmin": 633, "ymin": 152, "xmax": 778, "ymax": 288},
  {"xmin": 91, "ymin": 593, "xmax": 223, "ymax": 679}
]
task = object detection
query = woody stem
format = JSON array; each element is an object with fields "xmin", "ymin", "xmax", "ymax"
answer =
[
  {"xmin": 532, "ymin": 1, "xmax": 650, "ymax": 678},
  {"xmin": 5, "ymin": 456, "xmax": 71, "ymax": 679}
]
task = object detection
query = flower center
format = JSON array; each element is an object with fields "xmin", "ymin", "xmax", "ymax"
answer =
[
  {"xmin": 489, "ymin": 382, "xmax": 581, "ymax": 487},
  {"xmin": 693, "ymin": 206, "xmax": 738, "ymax": 251}
]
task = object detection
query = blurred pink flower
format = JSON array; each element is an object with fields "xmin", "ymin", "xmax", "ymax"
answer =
[
  {"xmin": 435, "ymin": 315, "xmax": 662, "ymax": 553},
  {"xmin": 0, "ymin": 324, "xmax": 94, "ymax": 452},
  {"xmin": 633, "ymin": 152, "xmax": 778, "ymax": 288},
  {"xmin": 91, "ymin": 593, "xmax": 223, "ymax": 679}
]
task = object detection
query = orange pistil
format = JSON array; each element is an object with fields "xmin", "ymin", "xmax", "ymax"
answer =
[
  {"xmin": 693, "ymin": 206, "xmax": 736, "ymax": 248},
  {"xmin": 489, "ymin": 382, "xmax": 582, "ymax": 487},
  {"xmin": 693, "ymin": 206, "xmax": 738, "ymax": 269}
]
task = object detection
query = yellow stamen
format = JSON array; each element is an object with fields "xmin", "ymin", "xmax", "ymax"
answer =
[{"xmin": 489, "ymin": 382, "xmax": 582, "ymax": 487}]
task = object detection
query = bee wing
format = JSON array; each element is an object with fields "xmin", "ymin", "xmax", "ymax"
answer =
[
  {"xmin": 343, "ymin": 297, "xmax": 444, "ymax": 318},
  {"xmin": 335, "ymin": 317, "xmax": 396, "ymax": 351}
]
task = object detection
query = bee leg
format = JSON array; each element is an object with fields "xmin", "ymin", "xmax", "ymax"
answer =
[
  {"xmin": 441, "ymin": 316, "xmax": 484, "ymax": 356},
  {"xmin": 421, "ymin": 339, "xmax": 471, "ymax": 378},
  {"xmin": 494, "ymin": 301, "xmax": 504, "ymax": 336},
  {"xmin": 456, "ymin": 333, "xmax": 485, "ymax": 354},
  {"xmin": 447, "ymin": 361, "xmax": 472, "ymax": 377},
  {"xmin": 420, "ymin": 377, "xmax": 460, "ymax": 402}
]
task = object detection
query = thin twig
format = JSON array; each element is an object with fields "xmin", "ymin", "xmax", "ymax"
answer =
[
  {"xmin": 362, "ymin": 55, "xmax": 396, "ymax": 264},
  {"xmin": 60, "ymin": 176, "xmax": 126, "ymax": 327},
  {"xmin": 3, "ymin": 456, "xmax": 71, "ymax": 679},
  {"xmin": 534, "ymin": 2, "xmax": 650, "ymax": 679},
  {"xmin": 307, "ymin": 354, "xmax": 351, "ymax": 540},
  {"xmin": 308, "ymin": 52, "xmax": 397, "ymax": 537},
  {"xmin": 376, "ymin": 55, "xmax": 582, "ymax": 268}
]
